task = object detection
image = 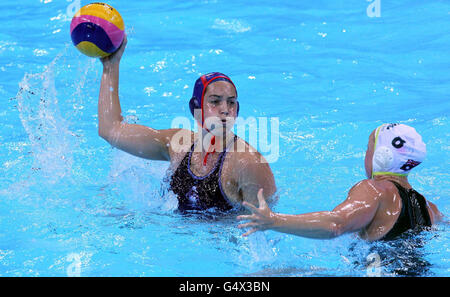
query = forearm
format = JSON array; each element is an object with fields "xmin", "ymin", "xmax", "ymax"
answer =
[
  {"xmin": 271, "ymin": 211, "xmax": 343, "ymax": 239},
  {"xmin": 98, "ymin": 63, "xmax": 123, "ymax": 138}
]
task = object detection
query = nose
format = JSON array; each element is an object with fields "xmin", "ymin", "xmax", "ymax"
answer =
[{"xmin": 218, "ymin": 100, "xmax": 229, "ymax": 116}]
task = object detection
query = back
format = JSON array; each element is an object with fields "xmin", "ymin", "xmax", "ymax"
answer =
[
  {"xmin": 360, "ymin": 179, "xmax": 432, "ymax": 241},
  {"xmin": 381, "ymin": 182, "xmax": 432, "ymax": 240}
]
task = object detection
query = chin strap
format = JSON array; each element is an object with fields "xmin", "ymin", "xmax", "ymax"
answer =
[{"xmin": 203, "ymin": 135, "xmax": 216, "ymax": 166}]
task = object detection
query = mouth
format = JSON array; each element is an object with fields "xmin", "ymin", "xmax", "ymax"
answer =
[{"xmin": 206, "ymin": 118, "xmax": 233, "ymax": 131}]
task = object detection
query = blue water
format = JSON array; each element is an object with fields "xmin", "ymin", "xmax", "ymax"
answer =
[{"xmin": 0, "ymin": 0, "xmax": 448, "ymax": 276}]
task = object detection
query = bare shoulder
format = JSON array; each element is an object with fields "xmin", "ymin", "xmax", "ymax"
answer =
[
  {"xmin": 226, "ymin": 136, "xmax": 276, "ymax": 198},
  {"xmin": 163, "ymin": 128, "xmax": 193, "ymax": 141},
  {"xmin": 228, "ymin": 137, "xmax": 265, "ymax": 162},
  {"xmin": 227, "ymin": 137, "xmax": 272, "ymax": 173},
  {"xmin": 167, "ymin": 129, "xmax": 194, "ymax": 164},
  {"xmin": 347, "ymin": 179, "xmax": 389, "ymax": 202}
]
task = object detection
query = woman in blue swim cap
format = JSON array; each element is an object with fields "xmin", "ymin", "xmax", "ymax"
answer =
[{"xmin": 98, "ymin": 34, "xmax": 276, "ymax": 212}]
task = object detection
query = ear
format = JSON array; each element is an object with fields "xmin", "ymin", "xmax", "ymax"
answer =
[{"xmin": 189, "ymin": 96, "xmax": 200, "ymax": 116}]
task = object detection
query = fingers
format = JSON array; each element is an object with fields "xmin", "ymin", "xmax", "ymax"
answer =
[
  {"xmin": 237, "ymin": 222, "xmax": 260, "ymax": 229},
  {"xmin": 257, "ymin": 188, "xmax": 267, "ymax": 208},
  {"xmin": 242, "ymin": 228, "xmax": 258, "ymax": 237},
  {"xmin": 237, "ymin": 213, "xmax": 261, "ymax": 237},
  {"xmin": 119, "ymin": 34, "xmax": 128, "ymax": 49},
  {"xmin": 241, "ymin": 201, "xmax": 259, "ymax": 213},
  {"xmin": 238, "ymin": 194, "xmax": 268, "ymax": 237},
  {"xmin": 236, "ymin": 214, "xmax": 252, "ymax": 221},
  {"xmin": 101, "ymin": 34, "xmax": 127, "ymax": 65},
  {"xmin": 237, "ymin": 212, "xmax": 267, "ymax": 237}
]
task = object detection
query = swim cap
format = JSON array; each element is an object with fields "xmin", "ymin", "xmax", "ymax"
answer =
[
  {"xmin": 189, "ymin": 72, "xmax": 239, "ymax": 124},
  {"xmin": 372, "ymin": 123, "xmax": 426, "ymax": 177}
]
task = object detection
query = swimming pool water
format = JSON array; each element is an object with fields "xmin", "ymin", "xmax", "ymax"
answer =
[{"xmin": 0, "ymin": 0, "xmax": 448, "ymax": 276}]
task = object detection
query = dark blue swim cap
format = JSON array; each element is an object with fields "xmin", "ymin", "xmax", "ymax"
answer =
[{"xmin": 189, "ymin": 72, "xmax": 239, "ymax": 123}]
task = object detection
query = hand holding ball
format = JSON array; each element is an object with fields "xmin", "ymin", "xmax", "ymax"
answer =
[{"xmin": 70, "ymin": 3, "xmax": 125, "ymax": 58}]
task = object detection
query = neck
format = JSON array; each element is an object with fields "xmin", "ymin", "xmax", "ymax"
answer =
[
  {"xmin": 373, "ymin": 174, "xmax": 411, "ymax": 188},
  {"xmin": 195, "ymin": 129, "xmax": 235, "ymax": 155}
]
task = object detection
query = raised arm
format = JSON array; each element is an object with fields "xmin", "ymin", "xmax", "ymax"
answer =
[
  {"xmin": 238, "ymin": 180, "xmax": 380, "ymax": 239},
  {"xmin": 98, "ymin": 34, "xmax": 185, "ymax": 161}
]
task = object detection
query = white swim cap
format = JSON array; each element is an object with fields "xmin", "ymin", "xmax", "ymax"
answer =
[{"xmin": 372, "ymin": 124, "xmax": 426, "ymax": 177}]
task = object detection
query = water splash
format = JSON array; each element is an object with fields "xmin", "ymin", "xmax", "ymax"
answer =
[
  {"xmin": 106, "ymin": 149, "xmax": 177, "ymax": 213},
  {"xmin": 15, "ymin": 53, "xmax": 78, "ymax": 184}
]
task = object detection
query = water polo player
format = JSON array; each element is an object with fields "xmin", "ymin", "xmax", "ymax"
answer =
[
  {"xmin": 238, "ymin": 124, "xmax": 442, "ymax": 241},
  {"xmin": 97, "ymin": 35, "xmax": 276, "ymax": 212}
]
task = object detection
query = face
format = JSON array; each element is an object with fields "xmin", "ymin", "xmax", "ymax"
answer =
[
  {"xmin": 201, "ymin": 81, "xmax": 238, "ymax": 135},
  {"xmin": 364, "ymin": 129, "xmax": 376, "ymax": 178}
]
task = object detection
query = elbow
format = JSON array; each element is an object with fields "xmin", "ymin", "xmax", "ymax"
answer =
[
  {"xmin": 98, "ymin": 126, "xmax": 117, "ymax": 146},
  {"xmin": 98, "ymin": 115, "xmax": 123, "ymax": 143},
  {"xmin": 98, "ymin": 127, "xmax": 110, "ymax": 142},
  {"xmin": 329, "ymin": 222, "xmax": 345, "ymax": 238},
  {"xmin": 328, "ymin": 216, "xmax": 347, "ymax": 238},
  {"xmin": 98, "ymin": 121, "xmax": 121, "ymax": 144}
]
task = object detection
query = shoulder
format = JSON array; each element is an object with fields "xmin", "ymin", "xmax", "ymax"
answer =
[
  {"xmin": 347, "ymin": 179, "xmax": 389, "ymax": 202},
  {"xmin": 348, "ymin": 179, "xmax": 375, "ymax": 191},
  {"xmin": 352, "ymin": 179, "xmax": 397, "ymax": 193},
  {"xmin": 225, "ymin": 137, "xmax": 276, "ymax": 195},
  {"xmin": 227, "ymin": 137, "xmax": 266, "ymax": 163},
  {"xmin": 165, "ymin": 128, "xmax": 194, "ymax": 142},
  {"xmin": 227, "ymin": 137, "xmax": 272, "ymax": 175},
  {"xmin": 167, "ymin": 129, "xmax": 194, "ymax": 162},
  {"xmin": 348, "ymin": 179, "xmax": 404, "ymax": 213}
]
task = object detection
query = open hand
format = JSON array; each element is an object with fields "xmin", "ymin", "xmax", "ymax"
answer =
[
  {"xmin": 100, "ymin": 33, "xmax": 128, "ymax": 66},
  {"xmin": 237, "ymin": 188, "xmax": 277, "ymax": 236}
]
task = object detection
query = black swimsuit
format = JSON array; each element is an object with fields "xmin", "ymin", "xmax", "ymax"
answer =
[
  {"xmin": 382, "ymin": 181, "xmax": 432, "ymax": 241},
  {"xmin": 168, "ymin": 136, "xmax": 236, "ymax": 212}
]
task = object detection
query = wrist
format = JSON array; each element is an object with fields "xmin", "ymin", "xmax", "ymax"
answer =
[
  {"xmin": 271, "ymin": 212, "xmax": 292, "ymax": 231},
  {"xmin": 268, "ymin": 212, "xmax": 281, "ymax": 229},
  {"xmin": 102, "ymin": 61, "xmax": 120, "ymax": 73}
]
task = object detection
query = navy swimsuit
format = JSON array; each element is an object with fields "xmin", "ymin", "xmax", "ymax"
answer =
[{"xmin": 169, "ymin": 137, "xmax": 236, "ymax": 212}]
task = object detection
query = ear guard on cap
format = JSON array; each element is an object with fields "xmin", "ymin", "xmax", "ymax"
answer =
[
  {"xmin": 189, "ymin": 96, "xmax": 200, "ymax": 116},
  {"xmin": 372, "ymin": 146, "xmax": 394, "ymax": 174}
]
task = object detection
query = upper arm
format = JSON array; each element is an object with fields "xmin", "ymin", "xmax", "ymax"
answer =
[
  {"xmin": 237, "ymin": 153, "xmax": 276, "ymax": 206},
  {"xmin": 101, "ymin": 123, "xmax": 191, "ymax": 161},
  {"xmin": 330, "ymin": 180, "xmax": 381, "ymax": 235}
]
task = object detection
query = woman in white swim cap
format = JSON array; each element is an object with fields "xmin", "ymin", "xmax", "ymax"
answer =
[{"xmin": 238, "ymin": 124, "xmax": 443, "ymax": 241}]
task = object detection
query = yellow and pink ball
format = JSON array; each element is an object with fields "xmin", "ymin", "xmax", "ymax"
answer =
[{"xmin": 70, "ymin": 3, "xmax": 125, "ymax": 58}]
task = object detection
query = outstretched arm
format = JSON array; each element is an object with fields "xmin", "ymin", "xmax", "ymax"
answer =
[
  {"xmin": 98, "ymin": 34, "xmax": 186, "ymax": 161},
  {"xmin": 237, "ymin": 180, "xmax": 380, "ymax": 239}
]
